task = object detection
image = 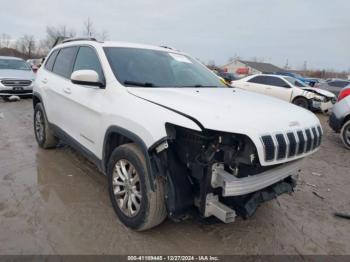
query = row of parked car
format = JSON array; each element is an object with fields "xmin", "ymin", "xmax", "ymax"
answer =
[
  {"xmin": 0, "ymin": 39, "xmax": 349, "ymax": 230},
  {"xmin": 217, "ymin": 71, "xmax": 350, "ymax": 150}
]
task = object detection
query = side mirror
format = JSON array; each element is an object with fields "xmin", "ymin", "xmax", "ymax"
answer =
[{"xmin": 71, "ymin": 70, "xmax": 105, "ymax": 88}]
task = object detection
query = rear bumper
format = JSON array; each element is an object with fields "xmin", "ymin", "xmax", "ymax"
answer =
[{"xmin": 329, "ymin": 112, "xmax": 343, "ymax": 133}]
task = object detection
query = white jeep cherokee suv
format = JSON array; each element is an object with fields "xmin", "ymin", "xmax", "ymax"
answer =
[{"xmin": 33, "ymin": 38, "xmax": 323, "ymax": 230}]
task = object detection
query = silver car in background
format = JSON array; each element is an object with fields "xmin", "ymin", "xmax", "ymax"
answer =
[
  {"xmin": 0, "ymin": 56, "xmax": 35, "ymax": 101},
  {"xmin": 319, "ymin": 79, "xmax": 350, "ymax": 97},
  {"xmin": 329, "ymin": 95, "xmax": 350, "ymax": 149}
]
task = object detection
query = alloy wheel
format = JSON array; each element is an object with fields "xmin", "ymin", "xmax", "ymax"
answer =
[
  {"xmin": 35, "ymin": 110, "xmax": 44, "ymax": 142},
  {"xmin": 112, "ymin": 159, "xmax": 142, "ymax": 217}
]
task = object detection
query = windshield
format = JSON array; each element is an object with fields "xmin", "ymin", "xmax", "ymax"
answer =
[
  {"xmin": 104, "ymin": 47, "xmax": 226, "ymax": 88},
  {"xmin": 0, "ymin": 59, "xmax": 31, "ymax": 70},
  {"xmin": 284, "ymin": 76, "xmax": 308, "ymax": 87}
]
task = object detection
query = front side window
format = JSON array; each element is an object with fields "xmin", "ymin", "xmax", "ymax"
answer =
[
  {"xmin": 284, "ymin": 76, "xmax": 307, "ymax": 87},
  {"xmin": 73, "ymin": 47, "xmax": 104, "ymax": 81},
  {"xmin": 264, "ymin": 76, "xmax": 289, "ymax": 88},
  {"xmin": 103, "ymin": 47, "xmax": 226, "ymax": 88},
  {"xmin": 52, "ymin": 47, "xmax": 78, "ymax": 78},
  {"xmin": 0, "ymin": 59, "xmax": 31, "ymax": 70}
]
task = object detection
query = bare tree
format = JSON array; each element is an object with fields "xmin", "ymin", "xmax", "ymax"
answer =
[
  {"xmin": 16, "ymin": 35, "xmax": 36, "ymax": 58},
  {"xmin": 99, "ymin": 30, "xmax": 109, "ymax": 41},
  {"xmin": 38, "ymin": 25, "xmax": 76, "ymax": 55},
  {"xmin": 83, "ymin": 17, "xmax": 95, "ymax": 37},
  {"xmin": 0, "ymin": 33, "xmax": 11, "ymax": 48}
]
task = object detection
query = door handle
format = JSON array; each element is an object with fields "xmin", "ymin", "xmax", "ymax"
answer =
[
  {"xmin": 266, "ymin": 87, "xmax": 272, "ymax": 90},
  {"xmin": 63, "ymin": 87, "xmax": 71, "ymax": 94},
  {"xmin": 41, "ymin": 78, "xmax": 48, "ymax": 84}
]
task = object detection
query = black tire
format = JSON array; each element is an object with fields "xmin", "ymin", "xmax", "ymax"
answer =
[
  {"xmin": 107, "ymin": 143, "xmax": 167, "ymax": 231},
  {"xmin": 340, "ymin": 120, "xmax": 350, "ymax": 150},
  {"xmin": 293, "ymin": 97, "xmax": 309, "ymax": 109},
  {"xmin": 2, "ymin": 96, "xmax": 10, "ymax": 102},
  {"xmin": 34, "ymin": 103, "xmax": 58, "ymax": 149}
]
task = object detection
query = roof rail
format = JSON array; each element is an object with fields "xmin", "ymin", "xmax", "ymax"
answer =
[
  {"xmin": 62, "ymin": 37, "xmax": 98, "ymax": 44},
  {"xmin": 160, "ymin": 45, "xmax": 180, "ymax": 51},
  {"xmin": 52, "ymin": 36, "xmax": 68, "ymax": 48}
]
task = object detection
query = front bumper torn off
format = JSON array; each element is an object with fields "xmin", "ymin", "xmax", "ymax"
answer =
[
  {"xmin": 311, "ymin": 100, "xmax": 334, "ymax": 113},
  {"xmin": 204, "ymin": 160, "xmax": 301, "ymax": 222},
  {"xmin": 211, "ymin": 159, "xmax": 302, "ymax": 196}
]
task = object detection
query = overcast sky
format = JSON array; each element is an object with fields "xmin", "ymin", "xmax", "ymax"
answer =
[{"xmin": 1, "ymin": 0, "xmax": 349, "ymax": 70}]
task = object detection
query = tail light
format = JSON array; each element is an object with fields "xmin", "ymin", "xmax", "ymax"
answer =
[{"xmin": 338, "ymin": 88, "xmax": 350, "ymax": 102}]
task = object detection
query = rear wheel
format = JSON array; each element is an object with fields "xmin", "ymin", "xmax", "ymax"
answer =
[
  {"xmin": 340, "ymin": 120, "xmax": 350, "ymax": 150},
  {"xmin": 293, "ymin": 97, "xmax": 309, "ymax": 109},
  {"xmin": 107, "ymin": 143, "xmax": 167, "ymax": 231},
  {"xmin": 34, "ymin": 103, "xmax": 59, "ymax": 149}
]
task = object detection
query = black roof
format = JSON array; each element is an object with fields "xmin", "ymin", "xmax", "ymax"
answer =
[{"xmin": 239, "ymin": 60, "xmax": 282, "ymax": 73}]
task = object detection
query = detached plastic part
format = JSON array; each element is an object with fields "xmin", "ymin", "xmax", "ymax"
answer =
[{"xmin": 204, "ymin": 194, "xmax": 236, "ymax": 223}]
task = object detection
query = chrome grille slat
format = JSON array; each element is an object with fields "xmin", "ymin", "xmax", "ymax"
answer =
[
  {"xmin": 305, "ymin": 129, "xmax": 312, "ymax": 152},
  {"xmin": 311, "ymin": 127, "xmax": 318, "ymax": 149},
  {"xmin": 287, "ymin": 132, "xmax": 297, "ymax": 157},
  {"xmin": 275, "ymin": 134, "xmax": 287, "ymax": 160},
  {"xmin": 261, "ymin": 126, "xmax": 322, "ymax": 162},
  {"xmin": 297, "ymin": 130, "xmax": 306, "ymax": 155},
  {"xmin": 261, "ymin": 135, "xmax": 275, "ymax": 161}
]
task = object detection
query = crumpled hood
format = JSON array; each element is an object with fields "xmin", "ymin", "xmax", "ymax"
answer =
[
  {"xmin": 0, "ymin": 69, "xmax": 35, "ymax": 80},
  {"xmin": 302, "ymin": 87, "xmax": 335, "ymax": 98},
  {"xmin": 127, "ymin": 87, "xmax": 319, "ymax": 135}
]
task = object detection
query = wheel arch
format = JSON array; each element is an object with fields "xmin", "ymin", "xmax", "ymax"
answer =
[
  {"xmin": 32, "ymin": 92, "xmax": 43, "ymax": 109},
  {"xmin": 103, "ymin": 125, "xmax": 161, "ymax": 191},
  {"xmin": 292, "ymin": 95, "xmax": 311, "ymax": 108},
  {"xmin": 343, "ymin": 114, "xmax": 350, "ymax": 126}
]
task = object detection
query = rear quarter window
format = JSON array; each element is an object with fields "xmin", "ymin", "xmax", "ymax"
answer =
[
  {"xmin": 44, "ymin": 50, "xmax": 59, "ymax": 72},
  {"xmin": 248, "ymin": 76, "xmax": 267, "ymax": 84},
  {"xmin": 52, "ymin": 47, "xmax": 78, "ymax": 78}
]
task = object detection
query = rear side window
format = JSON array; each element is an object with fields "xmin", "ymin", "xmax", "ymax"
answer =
[
  {"xmin": 248, "ymin": 76, "xmax": 267, "ymax": 84},
  {"xmin": 52, "ymin": 47, "xmax": 78, "ymax": 78},
  {"xmin": 44, "ymin": 50, "xmax": 59, "ymax": 71},
  {"xmin": 264, "ymin": 76, "xmax": 289, "ymax": 88},
  {"xmin": 73, "ymin": 47, "xmax": 104, "ymax": 81}
]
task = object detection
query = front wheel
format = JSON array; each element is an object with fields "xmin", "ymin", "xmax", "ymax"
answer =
[
  {"xmin": 107, "ymin": 143, "xmax": 167, "ymax": 231},
  {"xmin": 2, "ymin": 96, "xmax": 10, "ymax": 102},
  {"xmin": 293, "ymin": 97, "xmax": 309, "ymax": 109},
  {"xmin": 340, "ymin": 120, "xmax": 350, "ymax": 150}
]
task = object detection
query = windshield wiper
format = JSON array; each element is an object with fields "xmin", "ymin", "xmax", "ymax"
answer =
[
  {"xmin": 181, "ymin": 85, "xmax": 219, "ymax": 87},
  {"xmin": 124, "ymin": 80, "xmax": 156, "ymax": 87}
]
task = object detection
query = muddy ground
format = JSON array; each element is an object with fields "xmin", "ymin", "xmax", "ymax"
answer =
[{"xmin": 0, "ymin": 99, "xmax": 349, "ymax": 255}]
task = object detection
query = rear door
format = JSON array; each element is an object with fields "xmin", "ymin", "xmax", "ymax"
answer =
[
  {"xmin": 262, "ymin": 76, "xmax": 293, "ymax": 102},
  {"xmin": 44, "ymin": 46, "xmax": 78, "ymax": 134},
  {"xmin": 244, "ymin": 75, "xmax": 269, "ymax": 94},
  {"xmin": 61, "ymin": 46, "xmax": 106, "ymax": 154}
]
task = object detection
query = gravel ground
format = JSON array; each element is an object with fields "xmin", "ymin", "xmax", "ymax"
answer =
[{"xmin": 0, "ymin": 99, "xmax": 349, "ymax": 255}]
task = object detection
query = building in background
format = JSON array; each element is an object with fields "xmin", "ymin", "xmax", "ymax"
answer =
[{"xmin": 221, "ymin": 59, "xmax": 282, "ymax": 77}]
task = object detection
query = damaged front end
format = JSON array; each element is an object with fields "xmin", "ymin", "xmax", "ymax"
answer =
[
  {"xmin": 304, "ymin": 88, "xmax": 336, "ymax": 113},
  {"xmin": 149, "ymin": 124, "xmax": 301, "ymax": 223}
]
